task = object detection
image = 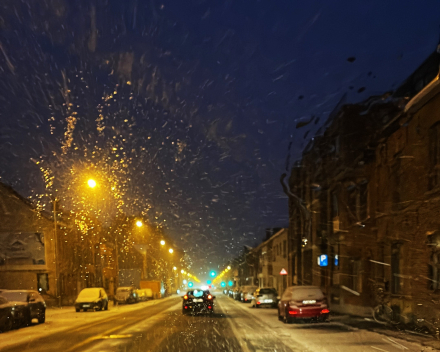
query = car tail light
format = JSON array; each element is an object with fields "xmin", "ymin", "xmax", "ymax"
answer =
[
  {"xmin": 184, "ymin": 306, "xmax": 188, "ymax": 309},
  {"xmin": 321, "ymin": 309, "xmax": 329, "ymax": 314},
  {"xmin": 245, "ymin": 298, "xmax": 247, "ymax": 301},
  {"xmin": 257, "ymin": 302, "xmax": 261, "ymax": 305},
  {"xmin": 208, "ymin": 305, "xmax": 212, "ymax": 309},
  {"xmin": 207, "ymin": 294, "xmax": 212, "ymax": 300},
  {"xmin": 288, "ymin": 311, "xmax": 298, "ymax": 315},
  {"xmin": 184, "ymin": 295, "xmax": 188, "ymax": 300}
]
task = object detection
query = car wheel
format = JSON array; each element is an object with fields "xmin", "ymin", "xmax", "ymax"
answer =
[
  {"xmin": 2, "ymin": 313, "xmax": 13, "ymax": 332},
  {"xmin": 104, "ymin": 302, "xmax": 108, "ymax": 311},
  {"xmin": 284, "ymin": 310, "xmax": 291, "ymax": 324},
  {"xmin": 75, "ymin": 308, "xmax": 80, "ymax": 312},
  {"xmin": 96, "ymin": 302, "xmax": 102, "ymax": 311},
  {"xmin": 83, "ymin": 308, "xmax": 88, "ymax": 312},
  {"xmin": 38, "ymin": 310, "xmax": 46, "ymax": 324},
  {"xmin": 278, "ymin": 309, "xmax": 283, "ymax": 321}
]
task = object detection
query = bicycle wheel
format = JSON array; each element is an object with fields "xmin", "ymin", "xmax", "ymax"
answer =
[{"xmin": 373, "ymin": 305, "xmax": 399, "ymax": 325}]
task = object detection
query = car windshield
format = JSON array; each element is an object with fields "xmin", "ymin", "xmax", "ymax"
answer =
[
  {"xmin": 0, "ymin": 291, "xmax": 28, "ymax": 302},
  {"xmin": 78, "ymin": 289, "xmax": 100, "ymax": 299},
  {"xmin": 187, "ymin": 290, "xmax": 207, "ymax": 298},
  {"xmin": 260, "ymin": 289, "xmax": 276, "ymax": 295},
  {"xmin": 1, "ymin": 1, "xmax": 439, "ymax": 350}
]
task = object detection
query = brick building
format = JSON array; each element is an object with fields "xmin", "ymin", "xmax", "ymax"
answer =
[{"xmin": 286, "ymin": 51, "xmax": 440, "ymax": 329}]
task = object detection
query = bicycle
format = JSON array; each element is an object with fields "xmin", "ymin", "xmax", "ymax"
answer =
[{"xmin": 372, "ymin": 286, "xmax": 400, "ymax": 325}]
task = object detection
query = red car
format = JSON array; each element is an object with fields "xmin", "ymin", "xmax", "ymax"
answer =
[{"xmin": 278, "ymin": 286, "xmax": 329, "ymax": 323}]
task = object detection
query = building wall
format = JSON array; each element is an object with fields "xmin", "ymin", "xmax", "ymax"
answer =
[{"xmin": 0, "ymin": 183, "xmax": 56, "ymax": 295}]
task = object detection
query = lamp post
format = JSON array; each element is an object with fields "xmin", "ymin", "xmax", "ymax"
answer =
[{"xmin": 53, "ymin": 197, "xmax": 61, "ymax": 307}]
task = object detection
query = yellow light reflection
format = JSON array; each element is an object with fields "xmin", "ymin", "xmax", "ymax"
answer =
[{"xmin": 87, "ymin": 179, "xmax": 97, "ymax": 188}]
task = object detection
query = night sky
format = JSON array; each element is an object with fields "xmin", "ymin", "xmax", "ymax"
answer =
[{"xmin": 0, "ymin": 0, "xmax": 439, "ymax": 275}]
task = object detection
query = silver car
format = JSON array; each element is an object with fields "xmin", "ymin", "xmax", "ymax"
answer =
[{"xmin": 251, "ymin": 287, "xmax": 278, "ymax": 308}]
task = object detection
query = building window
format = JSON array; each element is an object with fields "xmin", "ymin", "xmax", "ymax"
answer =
[
  {"xmin": 391, "ymin": 243, "xmax": 401, "ymax": 294},
  {"xmin": 350, "ymin": 259, "xmax": 362, "ymax": 293},
  {"xmin": 429, "ymin": 123, "xmax": 440, "ymax": 190},
  {"xmin": 359, "ymin": 181, "xmax": 368, "ymax": 220},
  {"xmin": 331, "ymin": 191, "xmax": 339, "ymax": 218},
  {"xmin": 347, "ymin": 184, "xmax": 357, "ymax": 223},
  {"xmin": 428, "ymin": 233, "xmax": 440, "ymax": 291},
  {"xmin": 283, "ymin": 240, "xmax": 287, "ymax": 258},
  {"xmin": 37, "ymin": 273, "xmax": 49, "ymax": 293}
]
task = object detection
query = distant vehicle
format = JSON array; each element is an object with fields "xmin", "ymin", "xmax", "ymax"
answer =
[
  {"xmin": 278, "ymin": 286, "xmax": 329, "ymax": 323},
  {"xmin": 240, "ymin": 286, "xmax": 257, "ymax": 303},
  {"xmin": 115, "ymin": 286, "xmax": 138, "ymax": 304},
  {"xmin": 251, "ymin": 287, "xmax": 278, "ymax": 308},
  {"xmin": 182, "ymin": 289, "xmax": 215, "ymax": 314},
  {"xmin": 0, "ymin": 295, "xmax": 15, "ymax": 332},
  {"xmin": 233, "ymin": 288, "xmax": 242, "ymax": 301},
  {"xmin": 75, "ymin": 288, "xmax": 109, "ymax": 312},
  {"xmin": 0, "ymin": 290, "xmax": 46, "ymax": 326},
  {"xmin": 135, "ymin": 288, "xmax": 153, "ymax": 301}
]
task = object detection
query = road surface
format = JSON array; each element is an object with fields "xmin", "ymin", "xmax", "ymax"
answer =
[{"xmin": 0, "ymin": 294, "xmax": 435, "ymax": 352}]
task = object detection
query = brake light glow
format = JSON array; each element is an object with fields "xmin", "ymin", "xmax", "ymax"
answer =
[
  {"xmin": 208, "ymin": 305, "xmax": 212, "ymax": 309},
  {"xmin": 245, "ymin": 298, "xmax": 247, "ymax": 301},
  {"xmin": 184, "ymin": 295, "xmax": 188, "ymax": 300},
  {"xmin": 184, "ymin": 306, "xmax": 188, "ymax": 309},
  {"xmin": 288, "ymin": 311, "xmax": 298, "ymax": 315},
  {"xmin": 257, "ymin": 302, "xmax": 261, "ymax": 305},
  {"xmin": 321, "ymin": 309, "xmax": 329, "ymax": 314},
  {"xmin": 207, "ymin": 294, "xmax": 212, "ymax": 300}
]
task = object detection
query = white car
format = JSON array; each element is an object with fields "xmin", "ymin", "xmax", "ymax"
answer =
[{"xmin": 240, "ymin": 286, "xmax": 257, "ymax": 303}]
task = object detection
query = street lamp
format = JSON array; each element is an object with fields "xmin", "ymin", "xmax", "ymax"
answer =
[
  {"xmin": 160, "ymin": 240, "xmax": 165, "ymax": 246},
  {"xmin": 227, "ymin": 266, "xmax": 231, "ymax": 270},
  {"xmin": 173, "ymin": 266, "xmax": 177, "ymax": 271},
  {"xmin": 169, "ymin": 248, "xmax": 174, "ymax": 254},
  {"xmin": 136, "ymin": 220, "xmax": 143, "ymax": 227},
  {"xmin": 88, "ymin": 179, "xmax": 97, "ymax": 188}
]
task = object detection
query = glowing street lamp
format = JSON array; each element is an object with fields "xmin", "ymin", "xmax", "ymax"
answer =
[
  {"xmin": 136, "ymin": 220, "xmax": 143, "ymax": 227},
  {"xmin": 181, "ymin": 270, "xmax": 185, "ymax": 274},
  {"xmin": 169, "ymin": 248, "xmax": 174, "ymax": 254},
  {"xmin": 87, "ymin": 179, "xmax": 97, "ymax": 188},
  {"xmin": 160, "ymin": 240, "xmax": 165, "ymax": 246},
  {"xmin": 227, "ymin": 266, "xmax": 231, "ymax": 270},
  {"xmin": 173, "ymin": 267, "xmax": 177, "ymax": 271}
]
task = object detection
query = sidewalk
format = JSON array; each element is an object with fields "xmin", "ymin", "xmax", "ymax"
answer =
[{"xmin": 331, "ymin": 313, "xmax": 440, "ymax": 350}]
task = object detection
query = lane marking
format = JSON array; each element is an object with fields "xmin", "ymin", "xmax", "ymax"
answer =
[
  {"xmin": 371, "ymin": 347, "xmax": 390, "ymax": 352},
  {"xmin": 65, "ymin": 302, "xmax": 180, "ymax": 352},
  {"xmin": 382, "ymin": 337, "xmax": 409, "ymax": 350},
  {"xmin": 216, "ymin": 299, "xmax": 251, "ymax": 352}
]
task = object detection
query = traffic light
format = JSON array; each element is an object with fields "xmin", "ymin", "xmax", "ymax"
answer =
[
  {"xmin": 207, "ymin": 280, "xmax": 212, "ymax": 285},
  {"xmin": 188, "ymin": 282, "xmax": 193, "ymax": 288},
  {"xmin": 209, "ymin": 270, "xmax": 216, "ymax": 278},
  {"xmin": 221, "ymin": 282, "xmax": 226, "ymax": 287},
  {"xmin": 228, "ymin": 280, "xmax": 234, "ymax": 287}
]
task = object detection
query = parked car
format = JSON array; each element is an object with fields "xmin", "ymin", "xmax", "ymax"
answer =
[
  {"xmin": 115, "ymin": 286, "xmax": 138, "ymax": 304},
  {"xmin": 251, "ymin": 287, "xmax": 278, "ymax": 308},
  {"xmin": 0, "ymin": 290, "xmax": 46, "ymax": 325},
  {"xmin": 278, "ymin": 286, "xmax": 329, "ymax": 323},
  {"xmin": 233, "ymin": 288, "xmax": 242, "ymax": 300},
  {"xmin": 182, "ymin": 289, "xmax": 215, "ymax": 314},
  {"xmin": 240, "ymin": 286, "xmax": 257, "ymax": 303},
  {"xmin": 75, "ymin": 287, "xmax": 109, "ymax": 312},
  {"xmin": 135, "ymin": 288, "xmax": 153, "ymax": 301}
]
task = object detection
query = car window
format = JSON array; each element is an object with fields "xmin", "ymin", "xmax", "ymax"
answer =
[
  {"xmin": 260, "ymin": 289, "xmax": 275, "ymax": 294},
  {"xmin": 78, "ymin": 288, "xmax": 100, "ymax": 299},
  {"xmin": 291, "ymin": 288, "xmax": 324, "ymax": 301},
  {"xmin": 1, "ymin": 291, "xmax": 28, "ymax": 302}
]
